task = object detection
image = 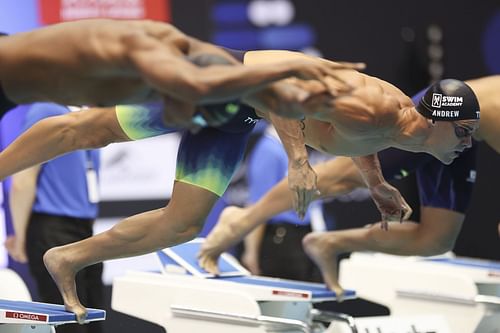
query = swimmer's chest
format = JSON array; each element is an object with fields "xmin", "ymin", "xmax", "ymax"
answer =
[{"xmin": 303, "ymin": 119, "xmax": 389, "ymax": 156}]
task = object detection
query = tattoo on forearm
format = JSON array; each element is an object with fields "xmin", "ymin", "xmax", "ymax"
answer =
[{"xmin": 300, "ymin": 119, "xmax": 306, "ymax": 134}]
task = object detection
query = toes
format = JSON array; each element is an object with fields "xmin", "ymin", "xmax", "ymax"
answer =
[
  {"xmin": 208, "ymin": 261, "xmax": 219, "ymax": 275},
  {"xmin": 199, "ymin": 256, "xmax": 218, "ymax": 275},
  {"xmin": 207, "ymin": 259, "xmax": 219, "ymax": 275},
  {"xmin": 198, "ymin": 256, "xmax": 207, "ymax": 271},
  {"xmin": 76, "ymin": 310, "xmax": 88, "ymax": 325},
  {"xmin": 331, "ymin": 286, "xmax": 345, "ymax": 303},
  {"xmin": 66, "ymin": 305, "xmax": 88, "ymax": 325}
]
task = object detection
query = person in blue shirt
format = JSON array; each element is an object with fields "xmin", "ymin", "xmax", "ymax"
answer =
[{"xmin": 5, "ymin": 103, "xmax": 102, "ymax": 333}]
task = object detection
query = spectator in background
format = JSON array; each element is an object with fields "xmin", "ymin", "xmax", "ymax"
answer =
[{"xmin": 5, "ymin": 103, "xmax": 103, "ymax": 333}]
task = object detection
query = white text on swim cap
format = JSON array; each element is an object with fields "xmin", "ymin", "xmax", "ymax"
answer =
[
  {"xmin": 431, "ymin": 110, "xmax": 460, "ymax": 117},
  {"xmin": 431, "ymin": 93, "xmax": 463, "ymax": 108}
]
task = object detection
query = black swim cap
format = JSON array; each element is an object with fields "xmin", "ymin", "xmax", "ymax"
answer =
[{"xmin": 416, "ymin": 79, "xmax": 480, "ymax": 121}]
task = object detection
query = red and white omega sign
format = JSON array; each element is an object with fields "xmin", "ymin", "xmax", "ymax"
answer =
[
  {"xmin": 39, "ymin": 0, "xmax": 171, "ymax": 24},
  {"xmin": 6, "ymin": 311, "xmax": 48, "ymax": 322}
]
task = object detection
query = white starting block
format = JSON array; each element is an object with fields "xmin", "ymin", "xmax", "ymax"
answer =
[
  {"xmin": 0, "ymin": 269, "xmax": 32, "ymax": 303},
  {"xmin": 339, "ymin": 252, "xmax": 500, "ymax": 333},
  {"xmin": 112, "ymin": 238, "xmax": 358, "ymax": 333},
  {"xmin": 0, "ymin": 268, "xmax": 105, "ymax": 333},
  {"xmin": 0, "ymin": 299, "xmax": 106, "ymax": 333}
]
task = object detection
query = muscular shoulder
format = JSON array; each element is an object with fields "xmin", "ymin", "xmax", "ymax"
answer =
[
  {"xmin": 77, "ymin": 19, "xmax": 188, "ymax": 63},
  {"xmin": 77, "ymin": 19, "xmax": 185, "ymax": 53},
  {"xmin": 129, "ymin": 20, "xmax": 184, "ymax": 41},
  {"xmin": 355, "ymin": 75, "xmax": 412, "ymax": 129}
]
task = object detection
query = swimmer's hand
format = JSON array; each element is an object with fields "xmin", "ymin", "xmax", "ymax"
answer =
[
  {"xmin": 162, "ymin": 95, "xmax": 239, "ymax": 134},
  {"xmin": 288, "ymin": 159, "xmax": 320, "ymax": 219},
  {"xmin": 352, "ymin": 155, "xmax": 412, "ymax": 230},
  {"xmin": 287, "ymin": 58, "xmax": 364, "ymax": 81},
  {"xmin": 370, "ymin": 182, "xmax": 412, "ymax": 230},
  {"xmin": 161, "ymin": 96, "xmax": 197, "ymax": 129}
]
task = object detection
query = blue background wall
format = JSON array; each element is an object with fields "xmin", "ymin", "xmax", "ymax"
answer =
[{"xmin": 0, "ymin": 1, "xmax": 40, "ymax": 33}]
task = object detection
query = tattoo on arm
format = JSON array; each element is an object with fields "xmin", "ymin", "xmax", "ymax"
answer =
[{"xmin": 299, "ymin": 118, "xmax": 306, "ymax": 134}]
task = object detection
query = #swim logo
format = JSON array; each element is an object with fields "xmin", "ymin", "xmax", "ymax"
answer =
[
  {"xmin": 431, "ymin": 93, "xmax": 463, "ymax": 108},
  {"xmin": 431, "ymin": 93, "xmax": 442, "ymax": 108}
]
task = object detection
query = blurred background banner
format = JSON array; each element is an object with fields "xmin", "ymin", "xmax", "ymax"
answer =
[
  {"xmin": 98, "ymin": 135, "xmax": 180, "ymax": 201},
  {"xmin": 38, "ymin": 0, "xmax": 171, "ymax": 23}
]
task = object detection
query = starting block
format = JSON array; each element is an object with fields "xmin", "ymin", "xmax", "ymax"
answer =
[
  {"xmin": 0, "ymin": 299, "xmax": 106, "ymax": 333},
  {"xmin": 112, "ymin": 238, "xmax": 358, "ymax": 333},
  {"xmin": 339, "ymin": 252, "xmax": 500, "ymax": 333}
]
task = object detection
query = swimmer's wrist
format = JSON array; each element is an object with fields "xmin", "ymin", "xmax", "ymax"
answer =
[
  {"xmin": 364, "ymin": 174, "xmax": 385, "ymax": 188},
  {"xmin": 290, "ymin": 157, "xmax": 309, "ymax": 169}
]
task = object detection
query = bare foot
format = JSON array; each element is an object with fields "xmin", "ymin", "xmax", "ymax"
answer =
[
  {"xmin": 302, "ymin": 232, "xmax": 346, "ymax": 302},
  {"xmin": 198, "ymin": 206, "xmax": 249, "ymax": 274},
  {"xmin": 43, "ymin": 247, "xmax": 88, "ymax": 324}
]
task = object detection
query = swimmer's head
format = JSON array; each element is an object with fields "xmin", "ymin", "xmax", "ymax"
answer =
[
  {"xmin": 416, "ymin": 79, "xmax": 480, "ymax": 165},
  {"xmin": 416, "ymin": 79, "xmax": 480, "ymax": 121}
]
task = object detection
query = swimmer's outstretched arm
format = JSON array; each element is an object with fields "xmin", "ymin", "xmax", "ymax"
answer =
[
  {"xmin": 243, "ymin": 50, "xmax": 365, "ymax": 96},
  {"xmin": 129, "ymin": 40, "xmax": 354, "ymax": 105},
  {"xmin": 0, "ymin": 107, "xmax": 129, "ymax": 181},
  {"xmin": 128, "ymin": 23, "xmax": 362, "ymax": 104}
]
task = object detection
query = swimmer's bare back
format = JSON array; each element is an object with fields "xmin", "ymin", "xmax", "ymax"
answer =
[{"xmin": 0, "ymin": 19, "xmax": 186, "ymax": 106}]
